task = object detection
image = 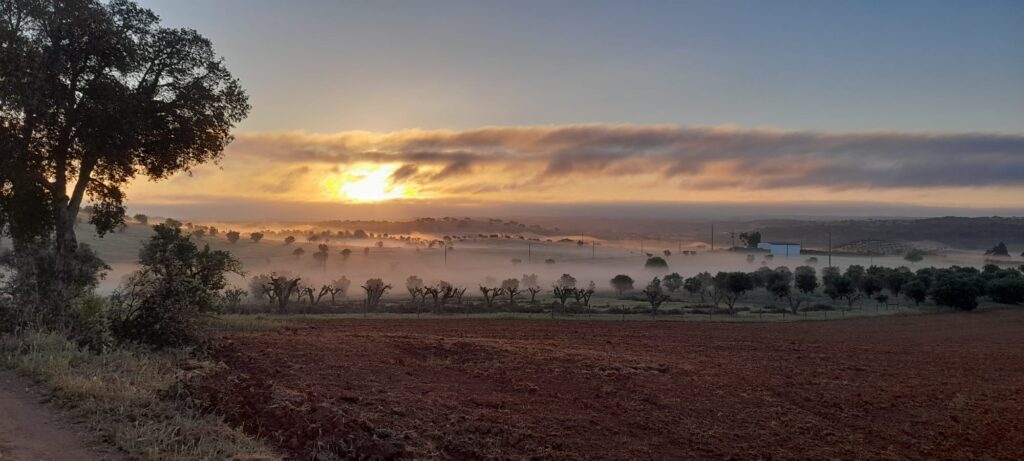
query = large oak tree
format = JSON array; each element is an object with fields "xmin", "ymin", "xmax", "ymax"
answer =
[{"xmin": 1, "ymin": 0, "xmax": 249, "ymax": 303}]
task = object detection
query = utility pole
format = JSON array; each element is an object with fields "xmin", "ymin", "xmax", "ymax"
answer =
[
  {"xmin": 444, "ymin": 244, "xmax": 448, "ymax": 264},
  {"xmin": 528, "ymin": 242, "xmax": 531, "ymax": 261},
  {"xmin": 730, "ymin": 231, "xmax": 736, "ymax": 249},
  {"xmin": 827, "ymin": 232, "xmax": 832, "ymax": 267},
  {"xmin": 592, "ymin": 241, "xmax": 595, "ymax": 259}
]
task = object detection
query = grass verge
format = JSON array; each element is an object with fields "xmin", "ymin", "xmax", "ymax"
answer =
[{"xmin": 0, "ymin": 332, "xmax": 279, "ymax": 461}]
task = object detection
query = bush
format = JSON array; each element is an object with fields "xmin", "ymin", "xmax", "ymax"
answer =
[
  {"xmin": 987, "ymin": 277, "xmax": 1024, "ymax": 304},
  {"xmin": 110, "ymin": 224, "xmax": 242, "ymax": 349},
  {"xmin": 0, "ymin": 242, "xmax": 108, "ymax": 330},
  {"xmin": 67, "ymin": 294, "xmax": 113, "ymax": 353}
]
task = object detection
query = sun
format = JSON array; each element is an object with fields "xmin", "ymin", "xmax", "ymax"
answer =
[{"xmin": 323, "ymin": 164, "xmax": 411, "ymax": 202}]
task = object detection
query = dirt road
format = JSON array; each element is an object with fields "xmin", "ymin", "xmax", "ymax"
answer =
[{"xmin": 0, "ymin": 373, "xmax": 115, "ymax": 461}]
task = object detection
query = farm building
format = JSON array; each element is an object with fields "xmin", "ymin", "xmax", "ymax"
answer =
[{"xmin": 757, "ymin": 242, "xmax": 801, "ymax": 257}]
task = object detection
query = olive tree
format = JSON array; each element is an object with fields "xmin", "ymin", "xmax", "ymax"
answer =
[
  {"xmin": 361, "ymin": 278, "xmax": 391, "ymax": 311},
  {"xmin": 610, "ymin": 274, "xmax": 634, "ymax": 296},
  {"xmin": 501, "ymin": 278, "xmax": 521, "ymax": 307},
  {"xmin": 642, "ymin": 277, "xmax": 670, "ymax": 315}
]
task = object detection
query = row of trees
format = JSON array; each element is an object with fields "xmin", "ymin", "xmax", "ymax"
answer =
[{"xmin": 240, "ymin": 261, "xmax": 1024, "ymax": 317}]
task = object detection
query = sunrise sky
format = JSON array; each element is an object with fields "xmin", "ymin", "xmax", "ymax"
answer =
[{"xmin": 128, "ymin": 0, "xmax": 1024, "ymax": 220}]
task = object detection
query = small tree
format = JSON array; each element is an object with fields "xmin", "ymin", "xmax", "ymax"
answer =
[
  {"xmin": 438, "ymin": 281, "xmax": 458, "ymax": 311},
  {"xmin": 644, "ymin": 256, "xmax": 668, "ymax": 270},
  {"xmin": 858, "ymin": 275, "xmax": 884, "ymax": 300},
  {"xmin": 479, "ymin": 286, "xmax": 503, "ymax": 309},
  {"xmin": 329, "ymin": 276, "xmax": 351, "ymax": 303},
  {"xmin": 527, "ymin": 286, "xmax": 543, "ymax": 303},
  {"xmin": 340, "ymin": 248, "xmax": 353, "ymax": 260},
  {"xmin": 572, "ymin": 281, "xmax": 595, "ymax": 307},
  {"xmin": 825, "ymin": 276, "xmax": 860, "ymax": 309},
  {"xmin": 903, "ymin": 248, "xmax": 925, "ymax": 264},
  {"xmin": 767, "ymin": 268, "xmax": 803, "ymax": 314},
  {"xmin": 663, "ymin": 273, "xmax": 684, "ymax": 293},
  {"xmin": 406, "ymin": 275, "xmax": 425, "ymax": 307},
  {"xmin": 794, "ymin": 266, "xmax": 818, "ymax": 294},
  {"xmin": 250, "ymin": 232, "xmax": 265, "ymax": 243},
  {"xmin": 931, "ymin": 276, "xmax": 982, "ymax": 311},
  {"xmin": 284, "ymin": 236, "xmax": 296, "ymax": 245},
  {"xmin": 248, "ymin": 274, "xmax": 272, "ymax": 304},
  {"xmin": 226, "ymin": 231, "xmax": 240, "ymax": 244},
  {"xmin": 716, "ymin": 272, "xmax": 753, "ymax": 313},
  {"xmin": 292, "ymin": 247, "xmax": 306, "ymax": 258},
  {"xmin": 551, "ymin": 286, "xmax": 575, "ymax": 315},
  {"xmin": 642, "ymin": 277, "xmax": 670, "ymax": 315},
  {"xmin": 264, "ymin": 274, "xmax": 301, "ymax": 312},
  {"xmin": 902, "ymin": 280, "xmax": 928, "ymax": 306},
  {"xmin": 610, "ymin": 274, "xmax": 635, "ymax": 296},
  {"xmin": 134, "ymin": 214, "xmax": 149, "ymax": 225},
  {"xmin": 988, "ymin": 277, "xmax": 1024, "ymax": 304},
  {"xmin": 884, "ymin": 267, "xmax": 913, "ymax": 297},
  {"xmin": 556, "ymin": 273, "xmax": 577, "ymax": 289},
  {"xmin": 313, "ymin": 244, "xmax": 330, "ymax": 271},
  {"xmin": 501, "ymin": 278, "xmax": 521, "ymax": 307},
  {"xmin": 683, "ymin": 275, "xmax": 704, "ymax": 301},
  {"xmin": 739, "ymin": 231, "xmax": 762, "ymax": 248},
  {"xmin": 984, "ymin": 242, "xmax": 1010, "ymax": 257},
  {"xmin": 361, "ymin": 278, "xmax": 392, "ymax": 312},
  {"xmin": 522, "ymin": 274, "xmax": 541, "ymax": 303}
]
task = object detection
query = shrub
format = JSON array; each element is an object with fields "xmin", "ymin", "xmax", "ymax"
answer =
[
  {"xmin": 67, "ymin": 294, "xmax": 113, "ymax": 353},
  {"xmin": 0, "ymin": 242, "xmax": 108, "ymax": 330},
  {"xmin": 109, "ymin": 224, "xmax": 242, "ymax": 349}
]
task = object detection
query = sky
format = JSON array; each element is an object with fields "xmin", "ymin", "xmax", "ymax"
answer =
[{"xmin": 129, "ymin": 0, "xmax": 1024, "ymax": 220}]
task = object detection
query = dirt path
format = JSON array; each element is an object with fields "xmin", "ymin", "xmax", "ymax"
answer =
[{"xmin": 0, "ymin": 372, "xmax": 117, "ymax": 461}]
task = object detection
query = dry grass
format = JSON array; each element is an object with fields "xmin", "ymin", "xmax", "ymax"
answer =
[{"xmin": 0, "ymin": 332, "xmax": 280, "ymax": 461}]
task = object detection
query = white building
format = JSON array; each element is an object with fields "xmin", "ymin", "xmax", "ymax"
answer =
[{"xmin": 757, "ymin": 242, "xmax": 801, "ymax": 257}]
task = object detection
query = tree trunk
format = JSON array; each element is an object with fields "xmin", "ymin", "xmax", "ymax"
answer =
[{"xmin": 52, "ymin": 195, "xmax": 78, "ymax": 321}]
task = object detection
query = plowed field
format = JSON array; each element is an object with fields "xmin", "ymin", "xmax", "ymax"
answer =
[{"xmin": 194, "ymin": 310, "xmax": 1024, "ymax": 460}]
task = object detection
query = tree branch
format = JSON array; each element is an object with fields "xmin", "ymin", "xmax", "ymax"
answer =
[{"xmin": 67, "ymin": 156, "xmax": 96, "ymax": 215}]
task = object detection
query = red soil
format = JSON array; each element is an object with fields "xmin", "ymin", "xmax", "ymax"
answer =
[{"xmin": 194, "ymin": 310, "xmax": 1024, "ymax": 460}]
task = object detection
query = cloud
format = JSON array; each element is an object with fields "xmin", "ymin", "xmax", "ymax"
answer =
[{"xmin": 223, "ymin": 125, "xmax": 1024, "ymax": 191}]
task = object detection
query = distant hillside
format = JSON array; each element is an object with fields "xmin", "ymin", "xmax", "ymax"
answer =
[{"xmin": 755, "ymin": 217, "xmax": 1024, "ymax": 251}]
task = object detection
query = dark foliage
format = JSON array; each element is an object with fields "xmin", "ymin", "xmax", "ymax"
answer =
[{"xmin": 110, "ymin": 224, "xmax": 241, "ymax": 348}]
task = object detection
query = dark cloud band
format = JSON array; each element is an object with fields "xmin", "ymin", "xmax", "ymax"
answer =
[{"xmin": 227, "ymin": 126, "xmax": 1024, "ymax": 190}]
